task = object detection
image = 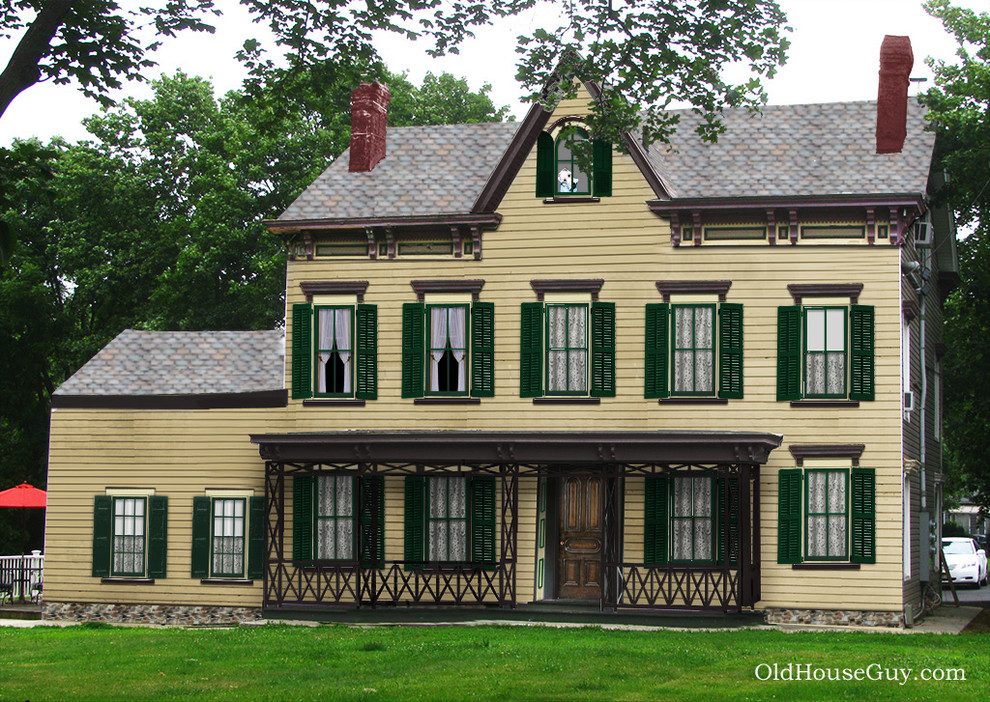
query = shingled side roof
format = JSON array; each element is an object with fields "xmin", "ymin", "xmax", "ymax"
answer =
[
  {"xmin": 648, "ymin": 99, "xmax": 934, "ymax": 199},
  {"xmin": 54, "ymin": 329, "xmax": 284, "ymax": 399},
  {"xmin": 278, "ymin": 122, "xmax": 522, "ymax": 221}
]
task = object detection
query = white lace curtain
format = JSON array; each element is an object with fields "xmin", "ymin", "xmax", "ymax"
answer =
[
  {"xmin": 316, "ymin": 475, "xmax": 354, "ymax": 560},
  {"xmin": 428, "ymin": 476, "xmax": 467, "ymax": 561},
  {"xmin": 317, "ymin": 308, "xmax": 351, "ymax": 393},
  {"xmin": 671, "ymin": 477, "xmax": 713, "ymax": 561},
  {"xmin": 212, "ymin": 498, "xmax": 244, "ymax": 575},
  {"xmin": 547, "ymin": 305, "xmax": 587, "ymax": 392},
  {"xmin": 807, "ymin": 471, "xmax": 846, "ymax": 558},
  {"xmin": 429, "ymin": 307, "xmax": 466, "ymax": 392},
  {"xmin": 805, "ymin": 308, "xmax": 845, "ymax": 396},
  {"xmin": 673, "ymin": 307, "xmax": 714, "ymax": 393}
]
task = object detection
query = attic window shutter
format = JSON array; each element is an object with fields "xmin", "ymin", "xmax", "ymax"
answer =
[
  {"xmin": 248, "ymin": 496, "xmax": 265, "ymax": 580},
  {"xmin": 777, "ymin": 469, "xmax": 802, "ymax": 564},
  {"xmin": 645, "ymin": 303, "xmax": 670, "ymax": 399},
  {"xmin": 355, "ymin": 304, "xmax": 378, "ymax": 400},
  {"xmin": 776, "ymin": 306, "xmax": 801, "ymax": 401},
  {"xmin": 147, "ymin": 496, "xmax": 168, "ymax": 579},
  {"xmin": 519, "ymin": 302, "xmax": 544, "ymax": 397},
  {"xmin": 471, "ymin": 301, "xmax": 495, "ymax": 397},
  {"xmin": 92, "ymin": 495, "xmax": 112, "ymax": 578},
  {"xmin": 850, "ymin": 468, "xmax": 876, "ymax": 563},
  {"xmin": 718, "ymin": 303, "xmax": 744, "ymax": 399},
  {"xmin": 535, "ymin": 131, "xmax": 554, "ymax": 198},
  {"xmin": 849, "ymin": 305, "xmax": 875, "ymax": 401},
  {"xmin": 401, "ymin": 302, "xmax": 425, "ymax": 398},
  {"xmin": 191, "ymin": 496, "xmax": 210, "ymax": 578},
  {"xmin": 291, "ymin": 303, "xmax": 313, "ymax": 400},
  {"xmin": 590, "ymin": 301, "xmax": 616, "ymax": 397},
  {"xmin": 471, "ymin": 477, "xmax": 496, "ymax": 568},
  {"xmin": 292, "ymin": 475, "xmax": 313, "ymax": 562},
  {"xmin": 592, "ymin": 139, "xmax": 612, "ymax": 197},
  {"xmin": 404, "ymin": 476, "xmax": 426, "ymax": 570},
  {"xmin": 644, "ymin": 475, "xmax": 669, "ymax": 565}
]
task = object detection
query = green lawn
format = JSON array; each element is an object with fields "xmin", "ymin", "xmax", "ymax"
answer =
[{"xmin": 0, "ymin": 623, "xmax": 987, "ymax": 701}]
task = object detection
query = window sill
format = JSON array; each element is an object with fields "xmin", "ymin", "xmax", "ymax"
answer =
[
  {"xmin": 542, "ymin": 196, "xmax": 601, "ymax": 204},
  {"xmin": 659, "ymin": 398, "xmax": 729, "ymax": 405},
  {"xmin": 414, "ymin": 397, "xmax": 482, "ymax": 405},
  {"xmin": 200, "ymin": 578, "xmax": 255, "ymax": 585},
  {"xmin": 790, "ymin": 400, "xmax": 860, "ymax": 408},
  {"xmin": 302, "ymin": 399, "xmax": 366, "ymax": 407},
  {"xmin": 532, "ymin": 397, "xmax": 601, "ymax": 405},
  {"xmin": 791, "ymin": 563, "xmax": 861, "ymax": 570},
  {"xmin": 101, "ymin": 577, "xmax": 155, "ymax": 584}
]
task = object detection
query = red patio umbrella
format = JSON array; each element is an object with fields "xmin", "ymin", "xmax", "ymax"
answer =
[{"xmin": 0, "ymin": 483, "xmax": 46, "ymax": 508}]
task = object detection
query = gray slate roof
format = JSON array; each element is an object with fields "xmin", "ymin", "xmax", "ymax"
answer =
[
  {"xmin": 55, "ymin": 329, "xmax": 284, "ymax": 396},
  {"xmin": 279, "ymin": 122, "xmax": 522, "ymax": 221},
  {"xmin": 647, "ymin": 99, "xmax": 934, "ymax": 199}
]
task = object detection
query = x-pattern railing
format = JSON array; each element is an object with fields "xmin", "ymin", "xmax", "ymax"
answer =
[{"xmin": 615, "ymin": 564, "xmax": 741, "ymax": 611}]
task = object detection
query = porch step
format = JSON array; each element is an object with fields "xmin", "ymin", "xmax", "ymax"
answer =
[{"xmin": 0, "ymin": 607, "xmax": 42, "ymax": 621}]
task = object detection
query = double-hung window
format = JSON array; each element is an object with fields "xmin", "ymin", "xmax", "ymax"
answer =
[
  {"xmin": 776, "ymin": 286, "xmax": 873, "ymax": 402},
  {"xmin": 92, "ymin": 493, "xmax": 168, "ymax": 579},
  {"xmin": 520, "ymin": 286, "xmax": 615, "ymax": 398},
  {"xmin": 191, "ymin": 495, "xmax": 265, "ymax": 580},
  {"xmin": 777, "ymin": 466, "xmax": 875, "ymax": 564},
  {"xmin": 291, "ymin": 288, "xmax": 377, "ymax": 400},
  {"xmin": 401, "ymin": 299, "xmax": 494, "ymax": 399},
  {"xmin": 403, "ymin": 475, "xmax": 496, "ymax": 568},
  {"xmin": 534, "ymin": 125, "xmax": 612, "ymax": 198},
  {"xmin": 645, "ymin": 291, "xmax": 743, "ymax": 399},
  {"xmin": 644, "ymin": 474, "xmax": 738, "ymax": 566},
  {"xmin": 292, "ymin": 475, "xmax": 384, "ymax": 566}
]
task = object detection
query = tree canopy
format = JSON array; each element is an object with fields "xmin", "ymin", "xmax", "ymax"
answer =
[
  {"xmin": 0, "ymin": 0, "xmax": 789, "ymax": 144},
  {"xmin": 922, "ymin": 0, "xmax": 990, "ymax": 513}
]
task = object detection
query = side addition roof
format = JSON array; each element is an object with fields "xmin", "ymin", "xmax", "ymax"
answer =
[{"xmin": 52, "ymin": 329, "xmax": 286, "ymax": 409}]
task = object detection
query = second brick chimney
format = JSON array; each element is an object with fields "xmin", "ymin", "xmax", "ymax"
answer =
[
  {"xmin": 876, "ymin": 35, "xmax": 914, "ymax": 155},
  {"xmin": 349, "ymin": 82, "xmax": 391, "ymax": 172}
]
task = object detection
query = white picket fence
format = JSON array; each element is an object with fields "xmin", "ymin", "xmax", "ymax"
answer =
[{"xmin": 0, "ymin": 551, "xmax": 44, "ymax": 603}]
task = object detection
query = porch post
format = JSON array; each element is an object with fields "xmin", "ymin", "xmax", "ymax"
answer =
[
  {"xmin": 601, "ymin": 465, "xmax": 621, "ymax": 612},
  {"xmin": 264, "ymin": 460, "xmax": 286, "ymax": 608},
  {"xmin": 751, "ymin": 465, "xmax": 761, "ymax": 603},
  {"xmin": 499, "ymin": 464, "xmax": 519, "ymax": 608},
  {"xmin": 738, "ymin": 463, "xmax": 752, "ymax": 607}
]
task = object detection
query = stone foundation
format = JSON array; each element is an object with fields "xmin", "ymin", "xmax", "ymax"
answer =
[
  {"xmin": 764, "ymin": 607, "xmax": 904, "ymax": 628},
  {"xmin": 43, "ymin": 602, "xmax": 263, "ymax": 626}
]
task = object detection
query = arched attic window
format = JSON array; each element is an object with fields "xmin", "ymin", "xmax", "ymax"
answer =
[{"xmin": 535, "ymin": 124, "xmax": 612, "ymax": 199}]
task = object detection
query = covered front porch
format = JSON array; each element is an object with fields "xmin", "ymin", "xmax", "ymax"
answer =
[{"xmin": 250, "ymin": 431, "xmax": 781, "ymax": 614}]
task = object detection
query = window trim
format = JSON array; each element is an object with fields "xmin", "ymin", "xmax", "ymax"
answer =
[
  {"xmin": 313, "ymin": 474, "xmax": 357, "ymax": 562},
  {"xmin": 209, "ymin": 497, "xmax": 247, "ymax": 579},
  {"xmin": 426, "ymin": 476, "xmax": 470, "ymax": 563},
  {"xmin": 802, "ymin": 306, "xmax": 848, "ymax": 399},
  {"xmin": 669, "ymin": 475, "xmax": 717, "ymax": 564},
  {"xmin": 426, "ymin": 303, "xmax": 470, "ymax": 397},
  {"xmin": 545, "ymin": 302, "xmax": 590, "ymax": 396},
  {"xmin": 671, "ymin": 304, "xmax": 717, "ymax": 397},
  {"xmin": 554, "ymin": 126, "xmax": 593, "ymax": 196},
  {"xmin": 803, "ymin": 468, "xmax": 849, "ymax": 562},
  {"xmin": 313, "ymin": 304, "xmax": 355, "ymax": 398},
  {"xmin": 111, "ymin": 496, "xmax": 147, "ymax": 578}
]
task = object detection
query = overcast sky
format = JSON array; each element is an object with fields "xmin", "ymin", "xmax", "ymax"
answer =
[{"xmin": 0, "ymin": 0, "xmax": 984, "ymax": 146}]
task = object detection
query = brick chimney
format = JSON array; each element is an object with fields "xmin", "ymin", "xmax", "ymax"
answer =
[
  {"xmin": 876, "ymin": 35, "xmax": 913, "ymax": 154},
  {"xmin": 349, "ymin": 82, "xmax": 391, "ymax": 172}
]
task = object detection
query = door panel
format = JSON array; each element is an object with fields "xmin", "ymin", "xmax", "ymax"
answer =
[{"xmin": 558, "ymin": 476, "xmax": 603, "ymax": 599}]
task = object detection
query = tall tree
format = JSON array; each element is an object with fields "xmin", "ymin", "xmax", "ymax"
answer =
[
  {"xmin": 0, "ymin": 1, "xmax": 789, "ymax": 143},
  {"xmin": 922, "ymin": 0, "xmax": 990, "ymax": 512}
]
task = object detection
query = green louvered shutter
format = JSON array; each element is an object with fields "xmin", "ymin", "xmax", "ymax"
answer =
[
  {"xmin": 777, "ymin": 470, "xmax": 802, "ymax": 564},
  {"xmin": 520, "ymin": 302, "xmax": 544, "ymax": 397},
  {"xmin": 849, "ymin": 305, "xmax": 875, "ymax": 401},
  {"xmin": 471, "ymin": 477, "xmax": 496, "ymax": 569},
  {"xmin": 717, "ymin": 477, "xmax": 740, "ymax": 566},
  {"xmin": 718, "ymin": 303, "xmax": 744, "ymax": 399},
  {"xmin": 590, "ymin": 301, "xmax": 616, "ymax": 397},
  {"xmin": 592, "ymin": 139, "xmax": 613, "ymax": 197},
  {"xmin": 355, "ymin": 304, "xmax": 378, "ymax": 400},
  {"xmin": 850, "ymin": 468, "xmax": 876, "ymax": 564},
  {"xmin": 358, "ymin": 476, "xmax": 385, "ymax": 568},
  {"xmin": 292, "ymin": 476, "xmax": 313, "ymax": 562},
  {"xmin": 148, "ymin": 496, "xmax": 168, "ymax": 579},
  {"xmin": 401, "ymin": 302, "xmax": 425, "ymax": 398},
  {"xmin": 92, "ymin": 495, "xmax": 112, "ymax": 578},
  {"xmin": 471, "ymin": 301, "xmax": 495, "ymax": 397},
  {"xmin": 645, "ymin": 303, "xmax": 670, "ymax": 399},
  {"xmin": 248, "ymin": 496, "xmax": 265, "ymax": 580},
  {"xmin": 644, "ymin": 475, "xmax": 669, "ymax": 565},
  {"xmin": 535, "ymin": 131, "xmax": 554, "ymax": 198},
  {"xmin": 404, "ymin": 476, "xmax": 426, "ymax": 570},
  {"xmin": 191, "ymin": 496, "xmax": 210, "ymax": 578},
  {"xmin": 776, "ymin": 306, "xmax": 802, "ymax": 401},
  {"xmin": 291, "ymin": 303, "xmax": 313, "ymax": 400}
]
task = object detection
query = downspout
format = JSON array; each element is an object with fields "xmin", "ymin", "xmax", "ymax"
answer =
[{"xmin": 919, "ymin": 246, "xmax": 929, "ymax": 510}]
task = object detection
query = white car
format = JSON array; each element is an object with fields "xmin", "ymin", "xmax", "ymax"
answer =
[{"xmin": 942, "ymin": 537, "xmax": 988, "ymax": 588}]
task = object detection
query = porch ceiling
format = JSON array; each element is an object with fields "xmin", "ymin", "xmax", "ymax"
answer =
[{"xmin": 249, "ymin": 430, "xmax": 783, "ymax": 465}]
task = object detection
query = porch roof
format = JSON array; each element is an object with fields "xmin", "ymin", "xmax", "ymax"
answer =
[{"xmin": 250, "ymin": 430, "xmax": 783, "ymax": 465}]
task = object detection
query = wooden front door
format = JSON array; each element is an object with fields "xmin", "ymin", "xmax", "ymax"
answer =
[{"xmin": 558, "ymin": 475, "xmax": 602, "ymax": 600}]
